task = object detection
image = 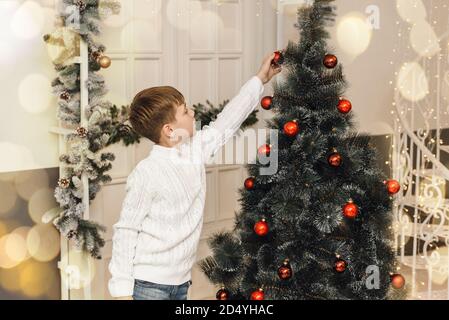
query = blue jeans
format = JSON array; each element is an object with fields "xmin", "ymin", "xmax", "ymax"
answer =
[{"xmin": 133, "ymin": 279, "xmax": 192, "ymax": 300}]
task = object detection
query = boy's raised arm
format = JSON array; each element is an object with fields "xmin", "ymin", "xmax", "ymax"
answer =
[
  {"xmin": 108, "ymin": 168, "xmax": 156, "ymax": 298},
  {"xmin": 195, "ymin": 52, "xmax": 282, "ymax": 163}
]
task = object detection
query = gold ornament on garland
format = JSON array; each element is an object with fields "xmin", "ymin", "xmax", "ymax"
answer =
[
  {"xmin": 76, "ymin": 126, "xmax": 88, "ymax": 138},
  {"xmin": 98, "ymin": 55, "xmax": 112, "ymax": 68}
]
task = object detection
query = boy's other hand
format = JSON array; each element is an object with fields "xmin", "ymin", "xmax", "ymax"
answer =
[
  {"xmin": 257, "ymin": 52, "xmax": 283, "ymax": 85},
  {"xmin": 115, "ymin": 296, "xmax": 133, "ymax": 300}
]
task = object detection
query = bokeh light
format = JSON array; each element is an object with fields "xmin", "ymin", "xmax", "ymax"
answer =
[
  {"xmin": 396, "ymin": 0, "xmax": 427, "ymax": 23},
  {"xmin": 397, "ymin": 61, "xmax": 429, "ymax": 102},
  {"xmin": 18, "ymin": 74, "xmax": 52, "ymax": 114},
  {"xmin": 11, "ymin": 226, "xmax": 31, "ymax": 261},
  {"xmin": 410, "ymin": 20, "xmax": 440, "ymax": 57},
  {"xmin": 19, "ymin": 260, "xmax": 56, "ymax": 298},
  {"xmin": 28, "ymin": 188, "xmax": 58, "ymax": 224},
  {"xmin": 4, "ymin": 233, "xmax": 28, "ymax": 264},
  {"xmin": 14, "ymin": 169, "xmax": 49, "ymax": 201},
  {"xmin": 26, "ymin": 224, "xmax": 60, "ymax": 262},
  {"xmin": 10, "ymin": 0, "xmax": 45, "ymax": 39},
  {"xmin": 337, "ymin": 12, "xmax": 372, "ymax": 58}
]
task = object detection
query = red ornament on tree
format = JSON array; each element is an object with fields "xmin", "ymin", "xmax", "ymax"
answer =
[
  {"xmin": 254, "ymin": 219, "xmax": 269, "ymax": 236},
  {"xmin": 343, "ymin": 199, "xmax": 359, "ymax": 219},
  {"xmin": 278, "ymin": 259, "xmax": 293, "ymax": 280},
  {"xmin": 323, "ymin": 54, "xmax": 338, "ymax": 69},
  {"xmin": 216, "ymin": 287, "xmax": 230, "ymax": 300},
  {"xmin": 244, "ymin": 177, "xmax": 255, "ymax": 191},
  {"xmin": 328, "ymin": 149, "xmax": 342, "ymax": 167},
  {"xmin": 261, "ymin": 96, "xmax": 273, "ymax": 110},
  {"xmin": 384, "ymin": 179, "xmax": 401, "ymax": 195},
  {"xmin": 334, "ymin": 258, "xmax": 347, "ymax": 273},
  {"xmin": 337, "ymin": 98, "xmax": 352, "ymax": 114},
  {"xmin": 258, "ymin": 144, "xmax": 271, "ymax": 157},
  {"xmin": 283, "ymin": 120, "xmax": 300, "ymax": 137},
  {"xmin": 250, "ymin": 288, "xmax": 265, "ymax": 300},
  {"xmin": 272, "ymin": 51, "xmax": 284, "ymax": 66},
  {"xmin": 390, "ymin": 274, "xmax": 405, "ymax": 289}
]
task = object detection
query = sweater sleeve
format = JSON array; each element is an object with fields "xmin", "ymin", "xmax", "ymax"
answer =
[
  {"xmin": 108, "ymin": 167, "xmax": 156, "ymax": 298},
  {"xmin": 196, "ymin": 76, "xmax": 265, "ymax": 163}
]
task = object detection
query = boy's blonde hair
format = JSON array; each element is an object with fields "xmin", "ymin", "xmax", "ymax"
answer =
[{"xmin": 129, "ymin": 86, "xmax": 185, "ymax": 143}]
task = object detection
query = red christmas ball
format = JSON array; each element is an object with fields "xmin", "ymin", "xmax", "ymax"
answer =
[
  {"xmin": 283, "ymin": 121, "xmax": 300, "ymax": 137},
  {"xmin": 385, "ymin": 179, "xmax": 401, "ymax": 195},
  {"xmin": 337, "ymin": 99, "xmax": 352, "ymax": 114},
  {"xmin": 254, "ymin": 219, "xmax": 269, "ymax": 236},
  {"xmin": 216, "ymin": 287, "xmax": 230, "ymax": 300},
  {"xmin": 334, "ymin": 258, "xmax": 347, "ymax": 273},
  {"xmin": 261, "ymin": 96, "xmax": 273, "ymax": 110},
  {"xmin": 278, "ymin": 260, "xmax": 292, "ymax": 280},
  {"xmin": 343, "ymin": 200, "xmax": 359, "ymax": 219},
  {"xmin": 328, "ymin": 152, "xmax": 342, "ymax": 167},
  {"xmin": 323, "ymin": 54, "xmax": 338, "ymax": 69},
  {"xmin": 390, "ymin": 274, "xmax": 405, "ymax": 289},
  {"xmin": 258, "ymin": 144, "xmax": 271, "ymax": 157},
  {"xmin": 272, "ymin": 51, "xmax": 284, "ymax": 65},
  {"xmin": 250, "ymin": 288, "xmax": 265, "ymax": 300},
  {"xmin": 244, "ymin": 177, "xmax": 255, "ymax": 191}
]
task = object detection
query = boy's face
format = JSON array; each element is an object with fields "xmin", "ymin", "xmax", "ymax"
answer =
[{"xmin": 171, "ymin": 102, "xmax": 195, "ymax": 140}]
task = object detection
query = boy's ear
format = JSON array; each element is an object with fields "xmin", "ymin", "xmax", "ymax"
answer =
[{"xmin": 161, "ymin": 124, "xmax": 174, "ymax": 139}]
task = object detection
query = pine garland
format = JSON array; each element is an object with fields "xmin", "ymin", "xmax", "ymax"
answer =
[
  {"xmin": 193, "ymin": 100, "xmax": 259, "ymax": 132},
  {"xmin": 44, "ymin": 0, "xmax": 139, "ymax": 259}
]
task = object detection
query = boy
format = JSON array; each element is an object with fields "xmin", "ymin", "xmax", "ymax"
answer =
[{"xmin": 108, "ymin": 52, "xmax": 282, "ymax": 300}]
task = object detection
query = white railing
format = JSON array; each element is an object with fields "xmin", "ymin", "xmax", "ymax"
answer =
[{"xmin": 393, "ymin": 51, "xmax": 449, "ymax": 300}]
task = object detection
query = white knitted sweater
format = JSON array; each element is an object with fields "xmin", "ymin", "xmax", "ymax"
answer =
[{"xmin": 108, "ymin": 76, "xmax": 265, "ymax": 297}]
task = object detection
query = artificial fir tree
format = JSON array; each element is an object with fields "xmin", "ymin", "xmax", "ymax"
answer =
[{"xmin": 200, "ymin": 0, "xmax": 407, "ymax": 300}]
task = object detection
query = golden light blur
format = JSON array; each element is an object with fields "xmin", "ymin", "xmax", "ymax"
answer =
[
  {"xmin": 14, "ymin": 169, "xmax": 50, "ymax": 201},
  {"xmin": 397, "ymin": 62, "xmax": 429, "ymax": 102},
  {"xmin": 0, "ymin": 235, "xmax": 18, "ymax": 269},
  {"xmin": 4, "ymin": 233, "xmax": 28, "ymax": 264},
  {"xmin": 337, "ymin": 13, "xmax": 372, "ymax": 58},
  {"xmin": 0, "ymin": 222, "xmax": 8, "ymax": 238},
  {"xmin": 19, "ymin": 260, "xmax": 57, "ymax": 298},
  {"xmin": 18, "ymin": 74, "xmax": 52, "ymax": 114},
  {"xmin": 11, "ymin": 226, "xmax": 31, "ymax": 261},
  {"xmin": 28, "ymin": 188, "xmax": 58, "ymax": 224},
  {"xmin": 26, "ymin": 224, "xmax": 60, "ymax": 262}
]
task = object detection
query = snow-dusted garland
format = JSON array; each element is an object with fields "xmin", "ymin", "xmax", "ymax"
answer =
[{"xmin": 44, "ymin": 0, "xmax": 140, "ymax": 259}]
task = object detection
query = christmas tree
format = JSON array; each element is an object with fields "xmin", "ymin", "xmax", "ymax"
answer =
[{"xmin": 200, "ymin": 0, "xmax": 407, "ymax": 300}]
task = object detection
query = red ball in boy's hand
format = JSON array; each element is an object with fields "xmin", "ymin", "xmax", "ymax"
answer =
[{"xmin": 272, "ymin": 51, "xmax": 284, "ymax": 66}]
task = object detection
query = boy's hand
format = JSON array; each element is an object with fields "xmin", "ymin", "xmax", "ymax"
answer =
[
  {"xmin": 115, "ymin": 296, "xmax": 133, "ymax": 300},
  {"xmin": 256, "ymin": 52, "xmax": 283, "ymax": 85}
]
